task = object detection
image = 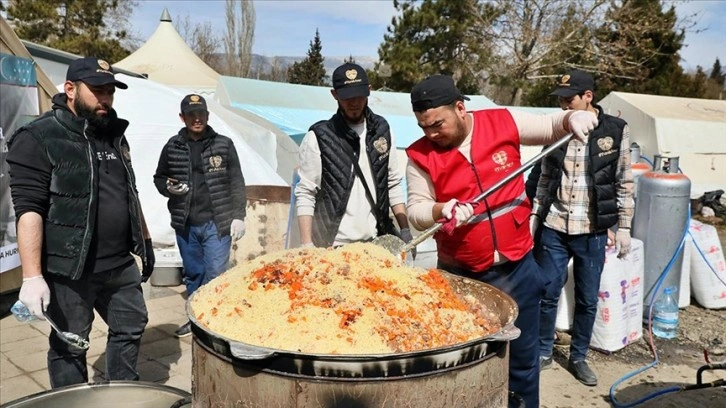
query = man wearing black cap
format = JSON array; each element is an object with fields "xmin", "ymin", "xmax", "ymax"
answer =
[
  {"xmin": 153, "ymin": 94, "xmax": 247, "ymax": 337},
  {"xmin": 406, "ymin": 74, "xmax": 599, "ymax": 407},
  {"xmin": 7, "ymin": 56, "xmax": 153, "ymax": 387},
  {"xmin": 533, "ymin": 69, "xmax": 634, "ymax": 386},
  {"xmin": 295, "ymin": 63, "xmax": 412, "ymax": 248}
]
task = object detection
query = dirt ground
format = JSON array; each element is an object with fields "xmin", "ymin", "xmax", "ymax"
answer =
[{"xmin": 540, "ymin": 219, "xmax": 726, "ymax": 408}]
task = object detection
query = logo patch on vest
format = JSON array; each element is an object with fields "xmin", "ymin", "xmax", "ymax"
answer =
[
  {"xmin": 373, "ymin": 137, "xmax": 389, "ymax": 160},
  {"xmin": 209, "ymin": 155, "xmax": 224, "ymax": 171},
  {"xmin": 596, "ymin": 136, "xmax": 617, "ymax": 157},
  {"xmin": 492, "ymin": 150, "xmax": 513, "ymax": 172}
]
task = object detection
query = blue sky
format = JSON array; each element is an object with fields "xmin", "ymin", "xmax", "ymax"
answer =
[{"xmin": 131, "ymin": 0, "xmax": 725, "ymax": 72}]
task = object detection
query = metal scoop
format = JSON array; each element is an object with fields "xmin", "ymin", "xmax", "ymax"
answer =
[
  {"xmin": 43, "ymin": 311, "xmax": 90, "ymax": 350},
  {"xmin": 373, "ymin": 134, "xmax": 574, "ymax": 258}
]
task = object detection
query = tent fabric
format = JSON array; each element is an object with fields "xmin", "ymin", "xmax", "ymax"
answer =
[
  {"xmin": 599, "ymin": 92, "xmax": 726, "ymax": 196},
  {"xmin": 95, "ymin": 74, "xmax": 286, "ymax": 246},
  {"xmin": 114, "ymin": 10, "xmax": 220, "ymax": 91}
]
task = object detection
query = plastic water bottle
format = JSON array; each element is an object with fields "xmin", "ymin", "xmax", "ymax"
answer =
[
  {"xmin": 652, "ymin": 287, "xmax": 679, "ymax": 339},
  {"xmin": 10, "ymin": 300, "xmax": 39, "ymax": 322}
]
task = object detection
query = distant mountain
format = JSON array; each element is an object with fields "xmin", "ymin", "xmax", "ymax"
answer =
[{"xmin": 248, "ymin": 54, "xmax": 377, "ymax": 81}]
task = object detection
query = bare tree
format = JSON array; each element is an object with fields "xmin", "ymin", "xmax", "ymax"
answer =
[
  {"xmin": 175, "ymin": 14, "xmax": 223, "ymax": 72},
  {"xmin": 223, "ymin": 0, "xmax": 256, "ymax": 77}
]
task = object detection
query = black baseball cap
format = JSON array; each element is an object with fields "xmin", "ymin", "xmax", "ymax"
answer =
[
  {"xmin": 410, "ymin": 75, "xmax": 470, "ymax": 112},
  {"xmin": 550, "ymin": 69, "xmax": 595, "ymax": 97},
  {"xmin": 66, "ymin": 57, "xmax": 128, "ymax": 89},
  {"xmin": 332, "ymin": 63, "xmax": 370, "ymax": 100},
  {"xmin": 180, "ymin": 94, "xmax": 208, "ymax": 114}
]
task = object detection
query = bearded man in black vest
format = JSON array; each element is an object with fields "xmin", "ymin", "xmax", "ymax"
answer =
[
  {"xmin": 7, "ymin": 57, "xmax": 153, "ymax": 388},
  {"xmin": 532, "ymin": 69, "xmax": 634, "ymax": 386},
  {"xmin": 295, "ymin": 63, "xmax": 412, "ymax": 249}
]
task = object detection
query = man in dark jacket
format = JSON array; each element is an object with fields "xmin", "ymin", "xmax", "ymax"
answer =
[
  {"xmin": 295, "ymin": 63, "xmax": 412, "ymax": 249},
  {"xmin": 7, "ymin": 57, "xmax": 154, "ymax": 388},
  {"xmin": 154, "ymin": 94, "xmax": 246, "ymax": 337}
]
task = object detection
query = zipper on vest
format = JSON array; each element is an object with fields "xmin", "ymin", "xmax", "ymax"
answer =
[
  {"xmin": 468, "ymin": 160, "xmax": 501, "ymax": 256},
  {"xmin": 75, "ymin": 121, "xmax": 95, "ymax": 280}
]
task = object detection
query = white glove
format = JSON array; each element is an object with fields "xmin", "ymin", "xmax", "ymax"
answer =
[
  {"xmin": 230, "ymin": 219, "xmax": 246, "ymax": 241},
  {"xmin": 300, "ymin": 242, "xmax": 315, "ymax": 249},
  {"xmin": 166, "ymin": 178, "xmax": 189, "ymax": 195},
  {"xmin": 19, "ymin": 276, "xmax": 50, "ymax": 319},
  {"xmin": 616, "ymin": 228, "xmax": 631, "ymax": 259},
  {"xmin": 567, "ymin": 110, "xmax": 598, "ymax": 141},
  {"xmin": 441, "ymin": 199, "xmax": 474, "ymax": 227}
]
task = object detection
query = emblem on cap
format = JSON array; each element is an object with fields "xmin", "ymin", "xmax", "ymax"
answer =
[
  {"xmin": 373, "ymin": 137, "xmax": 389, "ymax": 154},
  {"xmin": 191, "ymin": 95, "xmax": 200, "ymax": 102},
  {"xmin": 345, "ymin": 69, "xmax": 358, "ymax": 80},
  {"xmin": 98, "ymin": 59, "xmax": 110, "ymax": 70},
  {"xmin": 560, "ymin": 74, "xmax": 571, "ymax": 86},
  {"xmin": 597, "ymin": 137, "xmax": 614, "ymax": 151}
]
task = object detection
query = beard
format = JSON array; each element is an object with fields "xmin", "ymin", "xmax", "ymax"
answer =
[{"xmin": 74, "ymin": 97, "xmax": 112, "ymax": 129}]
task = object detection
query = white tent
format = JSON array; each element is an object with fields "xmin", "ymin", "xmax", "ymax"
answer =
[
  {"xmin": 106, "ymin": 74, "xmax": 286, "ymax": 246},
  {"xmin": 599, "ymin": 92, "xmax": 726, "ymax": 196},
  {"xmin": 114, "ymin": 9, "xmax": 219, "ymax": 94}
]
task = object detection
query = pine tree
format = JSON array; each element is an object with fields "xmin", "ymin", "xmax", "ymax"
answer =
[
  {"xmin": 287, "ymin": 29, "xmax": 327, "ymax": 86},
  {"xmin": 6, "ymin": 0, "xmax": 136, "ymax": 62},
  {"xmin": 709, "ymin": 58, "xmax": 724, "ymax": 87},
  {"xmin": 375, "ymin": 0, "xmax": 498, "ymax": 94},
  {"xmin": 594, "ymin": 0, "xmax": 691, "ymax": 97}
]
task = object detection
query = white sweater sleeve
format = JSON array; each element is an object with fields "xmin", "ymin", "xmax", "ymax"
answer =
[
  {"xmin": 405, "ymin": 160, "xmax": 438, "ymax": 231},
  {"xmin": 510, "ymin": 109, "xmax": 570, "ymax": 146},
  {"xmin": 294, "ymin": 130, "xmax": 321, "ymax": 217},
  {"xmin": 387, "ymin": 130, "xmax": 406, "ymax": 207}
]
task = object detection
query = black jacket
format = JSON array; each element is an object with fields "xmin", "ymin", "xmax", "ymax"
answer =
[
  {"xmin": 153, "ymin": 126, "xmax": 246, "ymax": 236},
  {"xmin": 7, "ymin": 93, "xmax": 147, "ymax": 280}
]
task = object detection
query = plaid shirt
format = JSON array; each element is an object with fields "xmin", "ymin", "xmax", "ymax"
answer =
[{"xmin": 534, "ymin": 125, "xmax": 634, "ymax": 234}]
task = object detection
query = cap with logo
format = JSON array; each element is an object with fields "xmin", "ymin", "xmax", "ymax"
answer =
[
  {"xmin": 66, "ymin": 57, "xmax": 128, "ymax": 89},
  {"xmin": 332, "ymin": 63, "xmax": 370, "ymax": 100},
  {"xmin": 410, "ymin": 75, "xmax": 470, "ymax": 112},
  {"xmin": 549, "ymin": 69, "xmax": 595, "ymax": 98},
  {"xmin": 180, "ymin": 94, "xmax": 208, "ymax": 114}
]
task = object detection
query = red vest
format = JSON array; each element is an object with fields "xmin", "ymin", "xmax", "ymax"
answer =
[{"xmin": 406, "ymin": 109, "xmax": 533, "ymax": 272}]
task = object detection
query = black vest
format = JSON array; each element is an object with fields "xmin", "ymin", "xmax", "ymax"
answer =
[
  {"xmin": 541, "ymin": 105, "xmax": 626, "ymax": 230},
  {"xmin": 309, "ymin": 108, "xmax": 395, "ymax": 247},
  {"xmin": 162, "ymin": 127, "xmax": 240, "ymax": 236},
  {"xmin": 10, "ymin": 104, "xmax": 144, "ymax": 280}
]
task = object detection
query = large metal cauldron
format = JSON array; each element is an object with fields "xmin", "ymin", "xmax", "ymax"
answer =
[
  {"xmin": 0, "ymin": 381, "xmax": 191, "ymax": 408},
  {"xmin": 187, "ymin": 270, "xmax": 519, "ymax": 408}
]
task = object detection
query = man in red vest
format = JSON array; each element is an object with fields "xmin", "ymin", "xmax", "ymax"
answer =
[{"xmin": 406, "ymin": 75, "xmax": 597, "ymax": 408}]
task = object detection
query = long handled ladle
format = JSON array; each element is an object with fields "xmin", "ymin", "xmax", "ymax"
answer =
[
  {"xmin": 42, "ymin": 309, "xmax": 90, "ymax": 350},
  {"xmin": 373, "ymin": 133, "xmax": 575, "ymax": 258}
]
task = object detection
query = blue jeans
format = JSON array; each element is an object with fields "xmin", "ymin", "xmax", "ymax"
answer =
[
  {"xmin": 536, "ymin": 226, "xmax": 606, "ymax": 362},
  {"xmin": 439, "ymin": 251, "xmax": 545, "ymax": 408},
  {"xmin": 45, "ymin": 261, "xmax": 148, "ymax": 388},
  {"xmin": 176, "ymin": 221, "xmax": 231, "ymax": 296}
]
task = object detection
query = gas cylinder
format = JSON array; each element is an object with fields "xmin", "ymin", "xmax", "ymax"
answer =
[
  {"xmin": 632, "ymin": 155, "xmax": 691, "ymax": 314},
  {"xmin": 629, "ymin": 143, "xmax": 651, "ymax": 199}
]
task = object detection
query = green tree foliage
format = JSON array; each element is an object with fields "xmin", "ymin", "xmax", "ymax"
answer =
[
  {"xmin": 709, "ymin": 58, "xmax": 724, "ymax": 87},
  {"xmin": 593, "ymin": 0, "xmax": 696, "ymax": 97},
  {"xmin": 287, "ymin": 29, "xmax": 327, "ymax": 86},
  {"xmin": 6, "ymin": 0, "xmax": 136, "ymax": 62},
  {"xmin": 375, "ymin": 0, "xmax": 499, "ymax": 94}
]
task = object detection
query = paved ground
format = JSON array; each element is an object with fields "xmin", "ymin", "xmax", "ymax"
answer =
[{"xmin": 0, "ymin": 282, "xmax": 192, "ymax": 404}]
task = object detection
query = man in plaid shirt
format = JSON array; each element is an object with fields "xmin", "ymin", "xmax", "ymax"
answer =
[{"xmin": 532, "ymin": 69, "xmax": 634, "ymax": 386}]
